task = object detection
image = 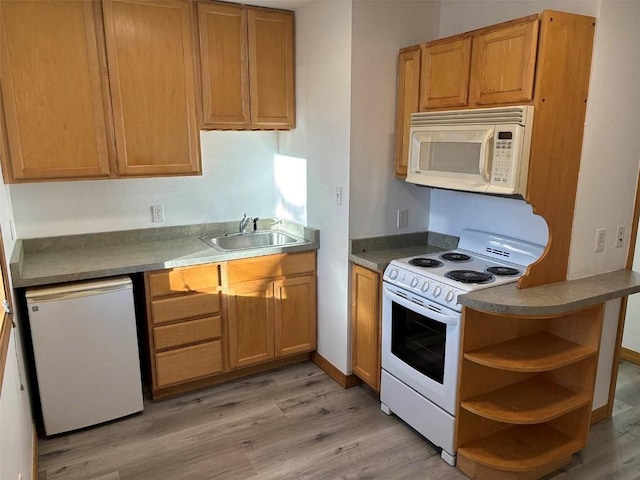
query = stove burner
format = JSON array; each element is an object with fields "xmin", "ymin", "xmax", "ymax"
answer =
[
  {"xmin": 486, "ymin": 266, "xmax": 520, "ymax": 276},
  {"xmin": 445, "ymin": 270, "xmax": 494, "ymax": 284},
  {"xmin": 440, "ymin": 252, "xmax": 471, "ymax": 262},
  {"xmin": 409, "ymin": 258, "xmax": 444, "ymax": 268}
]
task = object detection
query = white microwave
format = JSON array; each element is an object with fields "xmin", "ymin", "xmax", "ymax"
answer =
[{"xmin": 406, "ymin": 106, "xmax": 534, "ymax": 196}]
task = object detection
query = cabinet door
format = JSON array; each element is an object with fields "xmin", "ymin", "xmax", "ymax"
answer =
[
  {"xmin": 0, "ymin": 1, "xmax": 113, "ymax": 181},
  {"xmin": 394, "ymin": 46, "xmax": 421, "ymax": 178},
  {"xmin": 197, "ymin": 2, "xmax": 250, "ymax": 128},
  {"xmin": 274, "ymin": 274, "xmax": 316, "ymax": 357},
  {"xmin": 227, "ymin": 279, "xmax": 275, "ymax": 369},
  {"xmin": 419, "ymin": 35, "xmax": 471, "ymax": 110},
  {"xmin": 351, "ymin": 265, "xmax": 381, "ymax": 391},
  {"xmin": 469, "ymin": 19, "xmax": 539, "ymax": 106},
  {"xmin": 247, "ymin": 8, "xmax": 295, "ymax": 128},
  {"xmin": 102, "ymin": 0, "xmax": 201, "ymax": 176}
]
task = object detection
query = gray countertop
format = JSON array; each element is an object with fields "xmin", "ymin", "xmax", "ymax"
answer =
[
  {"xmin": 10, "ymin": 219, "xmax": 319, "ymax": 288},
  {"xmin": 349, "ymin": 231, "xmax": 458, "ymax": 272},
  {"xmin": 458, "ymin": 269, "xmax": 640, "ymax": 316}
]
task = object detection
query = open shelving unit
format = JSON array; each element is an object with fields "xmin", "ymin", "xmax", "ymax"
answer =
[{"xmin": 456, "ymin": 305, "xmax": 604, "ymax": 480}]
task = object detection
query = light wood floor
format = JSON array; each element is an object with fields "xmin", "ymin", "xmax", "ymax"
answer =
[{"xmin": 38, "ymin": 361, "xmax": 640, "ymax": 480}]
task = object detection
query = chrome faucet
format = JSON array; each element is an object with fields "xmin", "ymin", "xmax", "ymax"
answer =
[{"xmin": 239, "ymin": 213, "xmax": 251, "ymax": 234}]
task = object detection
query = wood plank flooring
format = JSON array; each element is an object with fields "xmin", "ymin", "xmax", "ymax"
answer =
[{"xmin": 38, "ymin": 361, "xmax": 640, "ymax": 480}]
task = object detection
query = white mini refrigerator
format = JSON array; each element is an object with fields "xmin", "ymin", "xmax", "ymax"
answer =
[{"xmin": 26, "ymin": 276, "xmax": 144, "ymax": 435}]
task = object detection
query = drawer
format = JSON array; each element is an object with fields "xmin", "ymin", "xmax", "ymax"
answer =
[
  {"xmin": 148, "ymin": 264, "xmax": 220, "ymax": 298},
  {"xmin": 155, "ymin": 340, "xmax": 223, "ymax": 387},
  {"xmin": 151, "ymin": 289, "xmax": 220, "ymax": 325},
  {"xmin": 153, "ymin": 316, "xmax": 222, "ymax": 350},
  {"xmin": 227, "ymin": 251, "xmax": 316, "ymax": 284}
]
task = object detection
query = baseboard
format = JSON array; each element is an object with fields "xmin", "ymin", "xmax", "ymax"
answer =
[
  {"xmin": 590, "ymin": 405, "xmax": 609, "ymax": 425},
  {"xmin": 32, "ymin": 423, "xmax": 38, "ymax": 479},
  {"xmin": 621, "ymin": 347, "xmax": 640, "ymax": 365},
  {"xmin": 311, "ymin": 352, "xmax": 361, "ymax": 389}
]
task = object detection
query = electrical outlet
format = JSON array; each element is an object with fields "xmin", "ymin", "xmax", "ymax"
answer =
[
  {"xmin": 151, "ymin": 205, "xmax": 164, "ymax": 223},
  {"xmin": 616, "ymin": 225, "xmax": 626, "ymax": 248},
  {"xmin": 397, "ymin": 209, "xmax": 408, "ymax": 228},
  {"xmin": 595, "ymin": 228, "xmax": 606, "ymax": 253}
]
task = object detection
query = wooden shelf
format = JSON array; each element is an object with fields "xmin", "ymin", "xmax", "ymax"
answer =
[
  {"xmin": 464, "ymin": 331, "xmax": 596, "ymax": 372},
  {"xmin": 461, "ymin": 376, "xmax": 591, "ymax": 424},
  {"xmin": 457, "ymin": 423, "xmax": 582, "ymax": 472}
]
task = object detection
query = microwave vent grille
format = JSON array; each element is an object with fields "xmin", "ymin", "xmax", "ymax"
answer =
[
  {"xmin": 411, "ymin": 106, "xmax": 531, "ymax": 127},
  {"xmin": 485, "ymin": 247, "xmax": 511, "ymax": 258}
]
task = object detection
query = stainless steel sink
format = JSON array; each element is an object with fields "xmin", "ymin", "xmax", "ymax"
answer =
[{"xmin": 201, "ymin": 231, "xmax": 306, "ymax": 251}]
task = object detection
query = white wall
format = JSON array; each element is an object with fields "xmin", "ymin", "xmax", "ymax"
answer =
[
  {"xmin": 10, "ymin": 131, "xmax": 279, "ymax": 238},
  {"xmin": 428, "ymin": 190, "xmax": 548, "ymax": 246},
  {"xmin": 349, "ymin": 0, "xmax": 439, "ymax": 239},
  {"xmin": 569, "ymin": 1, "xmax": 640, "ymax": 280},
  {"xmin": 0, "ymin": 183, "xmax": 34, "ymax": 480},
  {"xmin": 278, "ymin": 0, "xmax": 353, "ymax": 372}
]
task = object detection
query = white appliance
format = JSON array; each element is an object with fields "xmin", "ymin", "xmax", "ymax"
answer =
[
  {"xmin": 406, "ymin": 105, "xmax": 534, "ymax": 195},
  {"xmin": 26, "ymin": 276, "xmax": 144, "ymax": 435},
  {"xmin": 380, "ymin": 230, "xmax": 543, "ymax": 465}
]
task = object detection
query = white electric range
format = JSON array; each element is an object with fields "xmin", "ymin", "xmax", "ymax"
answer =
[{"xmin": 380, "ymin": 229, "xmax": 544, "ymax": 466}]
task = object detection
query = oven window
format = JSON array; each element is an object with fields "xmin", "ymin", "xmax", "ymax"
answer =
[{"xmin": 391, "ymin": 301, "xmax": 446, "ymax": 384}]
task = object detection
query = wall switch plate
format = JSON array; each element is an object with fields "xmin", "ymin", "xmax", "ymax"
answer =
[
  {"xmin": 595, "ymin": 228, "xmax": 606, "ymax": 252},
  {"xmin": 616, "ymin": 225, "xmax": 626, "ymax": 248},
  {"xmin": 151, "ymin": 205, "xmax": 164, "ymax": 223},
  {"xmin": 397, "ymin": 209, "xmax": 408, "ymax": 228}
]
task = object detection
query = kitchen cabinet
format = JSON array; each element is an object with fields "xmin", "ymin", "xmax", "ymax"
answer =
[
  {"xmin": 394, "ymin": 46, "xmax": 421, "ymax": 178},
  {"xmin": 197, "ymin": 2, "xmax": 295, "ymax": 130},
  {"xmin": 418, "ymin": 15, "xmax": 536, "ymax": 111},
  {"xmin": 226, "ymin": 252, "xmax": 316, "ymax": 369},
  {"xmin": 0, "ymin": 0, "xmax": 114, "ymax": 181},
  {"xmin": 350, "ymin": 265, "xmax": 381, "ymax": 391},
  {"xmin": 145, "ymin": 263, "xmax": 224, "ymax": 397},
  {"xmin": 395, "ymin": 10, "xmax": 595, "ymax": 288},
  {"xmin": 456, "ymin": 305, "xmax": 603, "ymax": 480},
  {"xmin": 418, "ymin": 35, "xmax": 471, "ymax": 111},
  {"xmin": 0, "ymin": 0, "xmax": 201, "ymax": 183},
  {"xmin": 103, "ymin": 0, "xmax": 201, "ymax": 177}
]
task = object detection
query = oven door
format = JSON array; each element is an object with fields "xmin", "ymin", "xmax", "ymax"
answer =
[{"xmin": 381, "ymin": 282, "xmax": 460, "ymax": 415}]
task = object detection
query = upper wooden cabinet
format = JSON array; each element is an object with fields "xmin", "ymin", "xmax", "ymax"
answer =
[
  {"xmin": 0, "ymin": 1, "xmax": 114, "ymax": 181},
  {"xmin": 0, "ymin": 0, "xmax": 201, "ymax": 183},
  {"xmin": 419, "ymin": 36, "xmax": 471, "ymax": 110},
  {"xmin": 197, "ymin": 2, "xmax": 295, "ymax": 130},
  {"xmin": 394, "ymin": 46, "xmax": 421, "ymax": 178},
  {"xmin": 103, "ymin": 0, "xmax": 201, "ymax": 177},
  {"xmin": 419, "ymin": 15, "xmax": 538, "ymax": 111},
  {"xmin": 469, "ymin": 17, "xmax": 539, "ymax": 106}
]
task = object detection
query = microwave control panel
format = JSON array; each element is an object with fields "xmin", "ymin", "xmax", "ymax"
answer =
[{"xmin": 491, "ymin": 130, "xmax": 517, "ymax": 186}]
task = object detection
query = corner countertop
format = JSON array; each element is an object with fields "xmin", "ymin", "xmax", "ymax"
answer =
[
  {"xmin": 458, "ymin": 269, "xmax": 640, "ymax": 316},
  {"xmin": 349, "ymin": 231, "xmax": 459, "ymax": 273},
  {"xmin": 10, "ymin": 219, "xmax": 319, "ymax": 288}
]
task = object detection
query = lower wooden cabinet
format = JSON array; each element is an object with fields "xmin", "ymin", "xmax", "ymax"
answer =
[
  {"xmin": 456, "ymin": 305, "xmax": 604, "ymax": 480},
  {"xmin": 145, "ymin": 252, "xmax": 317, "ymax": 397},
  {"xmin": 350, "ymin": 264, "xmax": 381, "ymax": 391},
  {"xmin": 145, "ymin": 263, "xmax": 224, "ymax": 396},
  {"xmin": 226, "ymin": 252, "xmax": 317, "ymax": 369}
]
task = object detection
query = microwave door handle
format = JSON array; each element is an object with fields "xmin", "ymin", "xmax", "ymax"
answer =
[{"xmin": 479, "ymin": 130, "xmax": 495, "ymax": 183}]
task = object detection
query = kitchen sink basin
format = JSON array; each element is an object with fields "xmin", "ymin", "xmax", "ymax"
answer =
[{"xmin": 201, "ymin": 231, "xmax": 306, "ymax": 251}]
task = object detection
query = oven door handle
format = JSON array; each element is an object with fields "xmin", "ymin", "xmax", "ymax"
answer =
[{"xmin": 383, "ymin": 286, "xmax": 458, "ymax": 326}]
